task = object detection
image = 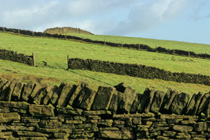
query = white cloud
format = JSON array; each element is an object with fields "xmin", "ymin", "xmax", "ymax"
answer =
[{"xmin": 110, "ymin": 0, "xmax": 192, "ymax": 35}]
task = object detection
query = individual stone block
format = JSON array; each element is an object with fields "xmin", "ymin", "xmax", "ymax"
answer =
[
  {"xmin": 56, "ymin": 106, "xmax": 83, "ymax": 115},
  {"xmin": 0, "ymin": 81, "xmax": 11, "ymax": 101},
  {"xmin": 21, "ymin": 81, "xmax": 36, "ymax": 101},
  {"xmin": 108, "ymin": 91, "xmax": 121, "ymax": 114},
  {"xmin": 186, "ymin": 92, "xmax": 203, "ymax": 115},
  {"xmin": 5, "ymin": 79, "xmax": 18, "ymax": 101},
  {"xmin": 150, "ymin": 90, "xmax": 165, "ymax": 113},
  {"xmin": 42, "ymin": 85, "xmax": 55, "ymax": 105},
  {"xmin": 33, "ymin": 87, "xmax": 48, "ymax": 105},
  {"xmin": 160, "ymin": 89, "xmax": 178, "ymax": 113},
  {"xmin": 50, "ymin": 83, "xmax": 65, "ymax": 106},
  {"xmin": 0, "ymin": 112, "xmax": 20, "ymax": 122},
  {"xmin": 118, "ymin": 86, "xmax": 137, "ymax": 113},
  {"xmin": 173, "ymin": 125, "xmax": 193, "ymax": 132},
  {"xmin": 114, "ymin": 82, "xmax": 126, "ymax": 92},
  {"xmin": 68, "ymin": 82, "xmax": 87, "ymax": 106},
  {"xmin": 29, "ymin": 104, "xmax": 54, "ymax": 117},
  {"xmin": 138, "ymin": 88, "xmax": 155, "ymax": 113},
  {"xmin": 193, "ymin": 122, "xmax": 207, "ymax": 132},
  {"xmin": 91, "ymin": 86, "xmax": 116, "ymax": 110},
  {"xmin": 17, "ymin": 131, "xmax": 49, "ymax": 137},
  {"xmin": 170, "ymin": 92, "xmax": 190, "ymax": 115},
  {"xmin": 12, "ymin": 82, "xmax": 24, "ymax": 101},
  {"xmin": 83, "ymin": 110, "xmax": 112, "ymax": 116},
  {"xmin": 30, "ymin": 83, "xmax": 45, "ymax": 99},
  {"xmin": 57, "ymin": 83, "xmax": 76, "ymax": 107},
  {"xmin": 76, "ymin": 86, "xmax": 96, "ymax": 110},
  {"xmin": 197, "ymin": 92, "xmax": 210, "ymax": 115},
  {"xmin": 0, "ymin": 101, "xmax": 29, "ymax": 114},
  {"xmin": 130, "ymin": 93, "xmax": 142, "ymax": 114}
]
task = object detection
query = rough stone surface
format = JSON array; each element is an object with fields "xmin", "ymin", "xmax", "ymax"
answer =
[
  {"xmin": 57, "ymin": 83, "xmax": 76, "ymax": 107},
  {"xmin": 42, "ymin": 86, "xmax": 55, "ymax": 105},
  {"xmin": 138, "ymin": 88, "xmax": 155, "ymax": 113},
  {"xmin": 12, "ymin": 82, "xmax": 24, "ymax": 101},
  {"xmin": 160, "ymin": 89, "xmax": 178, "ymax": 113},
  {"xmin": 197, "ymin": 92, "xmax": 210, "ymax": 115},
  {"xmin": 130, "ymin": 93, "xmax": 142, "ymax": 114},
  {"xmin": 150, "ymin": 90, "xmax": 165, "ymax": 113},
  {"xmin": 186, "ymin": 92, "xmax": 203, "ymax": 115},
  {"xmin": 173, "ymin": 125, "xmax": 193, "ymax": 132},
  {"xmin": 170, "ymin": 92, "xmax": 190, "ymax": 115},
  {"xmin": 0, "ymin": 112, "xmax": 20, "ymax": 122},
  {"xmin": 76, "ymin": 86, "xmax": 96, "ymax": 110},
  {"xmin": 99, "ymin": 130, "xmax": 134, "ymax": 139},
  {"xmin": 92, "ymin": 86, "xmax": 116, "ymax": 110},
  {"xmin": 108, "ymin": 91, "xmax": 120, "ymax": 114},
  {"xmin": 68, "ymin": 82, "xmax": 87, "ymax": 106},
  {"xmin": 29, "ymin": 104, "xmax": 54, "ymax": 117},
  {"xmin": 114, "ymin": 82, "xmax": 126, "ymax": 93},
  {"xmin": 21, "ymin": 81, "xmax": 35, "ymax": 101},
  {"xmin": 118, "ymin": 86, "xmax": 137, "ymax": 113}
]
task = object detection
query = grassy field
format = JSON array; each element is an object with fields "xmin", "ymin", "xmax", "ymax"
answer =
[
  {"xmin": 1, "ymin": 31, "xmax": 210, "ymax": 94},
  {"xmin": 67, "ymin": 33, "xmax": 210, "ymax": 54}
]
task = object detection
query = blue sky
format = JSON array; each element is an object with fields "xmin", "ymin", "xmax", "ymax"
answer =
[{"xmin": 0, "ymin": 0, "xmax": 210, "ymax": 44}]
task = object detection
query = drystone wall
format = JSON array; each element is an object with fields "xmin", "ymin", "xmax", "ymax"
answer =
[
  {"xmin": 0, "ymin": 49, "xmax": 33, "ymax": 66},
  {"xmin": 68, "ymin": 58, "xmax": 210, "ymax": 86},
  {"xmin": 1, "ymin": 27, "xmax": 210, "ymax": 60},
  {"xmin": 1, "ymin": 77, "xmax": 210, "ymax": 139},
  {"xmin": 44, "ymin": 27, "xmax": 94, "ymax": 35}
]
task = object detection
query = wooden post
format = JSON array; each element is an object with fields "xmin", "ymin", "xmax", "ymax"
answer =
[
  {"xmin": 67, "ymin": 55, "xmax": 69, "ymax": 69},
  {"xmin": 173, "ymin": 49, "xmax": 175, "ymax": 55},
  {"xmin": 32, "ymin": 32, "xmax": 34, "ymax": 36},
  {"xmin": 32, "ymin": 53, "xmax": 35, "ymax": 67},
  {"xmin": 3, "ymin": 27, "xmax": 5, "ymax": 32},
  {"xmin": 121, "ymin": 42, "xmax": 123, "ymax": 47},
  {"xmin": 137, "ymin": 44, "xmax": 140, "ymax": 50},
  {"xmin": 104, "ymin": 40, "xmax": 106, "ymax": 45},
  {"xmin": 18, "ymin": 29, "xmax": 20, "ymax": 34},
  {"xmin": 188, "ymin": 52, "xmax": 190, "ymax": 57}
]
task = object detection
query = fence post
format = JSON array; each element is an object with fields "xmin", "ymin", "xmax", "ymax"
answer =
[
  {"xmin": 121, "ymin": 42, "xmax": 123, "ymax": 47},
  {"xmin": 173, "ymin": 49, "xmax": 175, "ymax": 55},
  {"xmin": 67, "ymin": 55, "xmax": 69, "ymax": 69},
  {"xmin": 3, "ymin": 27, "xmax": 5, "ymax": 32},
  {"xmin": 32, "ymin": 32, "xmax": 34, "ymax": 36},
  {"xmin": 18, "ymin": 29, "xmax": 20, "ymax": 34},
  {"xmin": 137, "ymin": 44, "xmax": 140, "ymax": 50},
  {"xmin": 104, "ymin": 40, "xmax": 106, "ymax": 45},
  {"xmin": 32, "ymin": 53, "xmax": 35, "ymax": 67},
  {"xmin": 188, "ymin": 52, "xmax": 190, "ymax": 57}
]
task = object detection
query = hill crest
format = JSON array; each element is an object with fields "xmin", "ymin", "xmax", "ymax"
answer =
[{"xmin": 44, "ymin": 27, "xmax": 94, "ymax": 35}]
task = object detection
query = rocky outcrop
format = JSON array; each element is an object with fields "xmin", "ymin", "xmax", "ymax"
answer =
[{"xmin": 44, "ymin": 27, "xmax": 94, "ymax": 35}]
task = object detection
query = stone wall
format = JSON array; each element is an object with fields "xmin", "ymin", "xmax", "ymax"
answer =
[
  {"xmin": 1, "ymin": 77, "xmax": 210, "ymax": 139},
  {"xmin": 44, "ymin": 27, "xmax": 94, "ymax": 35},
  {"xmin": 0, "ymin": 49, "xmax": 33, "ymax": 66},
  {"xmin": 68, "ymin": 58, "xmax": 210, "ymax": 86},
  {"xmin": 1, "ymin": 27, "xmax": 210, "ymax": 60}
]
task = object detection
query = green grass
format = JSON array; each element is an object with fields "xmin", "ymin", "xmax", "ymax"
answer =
[
  {"xmin": 1, "ymin": 32, "xmax": 210, "ymax": 76},
  {"xmin": 1, "ymin": 31, "xmax": 210, "ymax": 94},
  {"xmin": 1, "ymin": 59, "xmax": 210, "ymax": 94},
  {"xmin": 67, "ymin": 33, "xmax": 210, "ymax": 54}
]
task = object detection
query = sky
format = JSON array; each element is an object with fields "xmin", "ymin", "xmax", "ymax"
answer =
[{"xmin": 0, "ymin": 0, "xmax": 210, "ymax": 45}]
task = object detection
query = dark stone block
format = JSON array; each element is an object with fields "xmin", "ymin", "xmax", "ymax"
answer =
[
  {"xmin": 170, "ymin": 93, "xmax": 190, "ymax": 115},
  {"xmin": 186, "ymin": 92, "xmax": 203, "ymax": 115},
  {"xmin": 150, "ymin": 90, "xmax": 165, "ymax": 113}
]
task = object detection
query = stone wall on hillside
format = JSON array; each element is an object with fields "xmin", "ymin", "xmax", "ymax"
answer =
[
  {"xmin": 68, "ymin": 58, "xmax": 210, "ymax": 86},
  {"xmin": 1, "ymin": 77, "xmax": 210, "ymax": 139},
  {"xmin": 1, "ymin": 27, "xmax": 210, "ymax": 60},
  {"xmin": 0, "ymin": 49, "xmax": 34, "ymax": 66},
  {"xmin": 44, "ymin": 27, "xmax": 94, "ymax": 35}
]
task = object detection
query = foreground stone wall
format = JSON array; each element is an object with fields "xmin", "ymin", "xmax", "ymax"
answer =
[
  {"xmin": 0, "ymin": 49, "xmax": 33, "ymax": 66},
  {"xmin": 68, "ymin": 58, "xmax": 210, "ymax": 86},
  {"xmin": 1, "ymin": 27, "xmax": 210, "ymax": 60},
  {"xmin": 1, "ymin": 77, "xmax": 210, "ymax": 139}
]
